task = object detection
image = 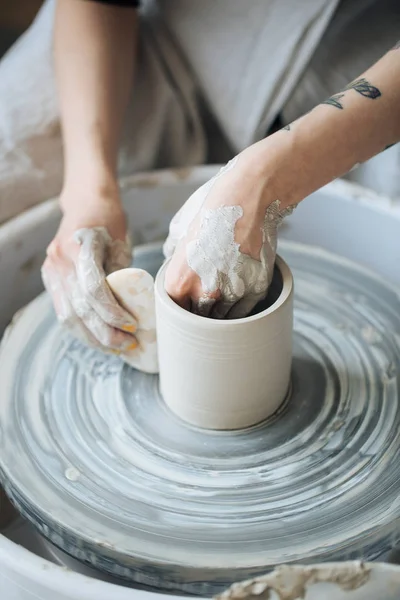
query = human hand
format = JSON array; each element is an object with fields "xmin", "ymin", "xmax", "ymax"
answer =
[
  {"xmin": 41, "ymin": 185, "xmax": 138, "ymax": 352},
  {"xmin": 163, "ymin": 153, "xmax": 294, "ymax": 319}
]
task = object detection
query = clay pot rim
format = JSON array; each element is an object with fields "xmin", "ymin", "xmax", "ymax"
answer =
[{"xmin": 155, "ymin": 254, "xmax": 293, "ymax": 327}]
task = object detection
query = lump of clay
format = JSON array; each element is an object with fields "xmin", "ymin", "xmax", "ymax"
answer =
[{"xmin": 106, "ymin": 268, "xmax": 158, "ymax": 374}]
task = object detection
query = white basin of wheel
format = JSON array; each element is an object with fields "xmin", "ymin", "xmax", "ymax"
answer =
[{"xmin": 0, "ymin": 166, "xmax": 400, "ymax": 599}]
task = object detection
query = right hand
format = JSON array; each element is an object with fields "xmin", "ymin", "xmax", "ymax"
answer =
[
  {"xmin": 41, "ymin": 184, "xmax": 138, "ymax": 353},
  {"xmin": 163, "ymin": 154, "xmax": 293, "ymax": 319}
]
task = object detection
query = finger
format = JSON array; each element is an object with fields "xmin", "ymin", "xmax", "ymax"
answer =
[
  {"xmin": 74, "ymin": 229, "xmax": 138, "ymax": 332},
  {"xmin": 163, "ymin": 262, "xmax": 199, "ymax": 312},
  {"xmin": 164, "ymin": 254, "xmax": 224, "ymax": 317},
  {"xmin": 69, "ymin": 280, "xmax": 138, "ymax": 352},
  {"xmin": 191, "ymin": 296, "xmax": 216, "ymax": 318},
  {"xmin": 42, "ymin": 262, "xmax": 104, "ymax": 349},
  {"xmin": 190, "ymin": 284, "xmax": 222, "ymax": 317},
  {"xmin": 209, "ymin": 299, "xmax": 236, "ymax": 320},
  {"xmin": 56, "ymin": 289, "xmax": 132, "ymax": 357},
  {"xmin": 43, "ymin": 243, "xmax": 137, "ymax": 353},
  {"xmin": 226, "ymin": 293, "xmax": 263, "ymax": 320},
  {"xmin": 172, "ymin": 292, "xmax": 191, "ymax": 311},
  {"xmin": 61, "ymin": 308, "xmax": 105, "ymax": 351}
]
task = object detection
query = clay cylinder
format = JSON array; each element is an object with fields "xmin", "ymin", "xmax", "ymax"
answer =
[{"xmin": 154, "ymin": 255, "xmax": 294, "ymax": 430}]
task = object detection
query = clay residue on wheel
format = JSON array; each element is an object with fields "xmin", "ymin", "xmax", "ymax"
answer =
[
  {"xmin": 1, "ymin": 241, "xmax": 399, "ymax": 595},
  {"xmin": 215, "ymin": 563, "xmax": 371, "ymax": 600}
]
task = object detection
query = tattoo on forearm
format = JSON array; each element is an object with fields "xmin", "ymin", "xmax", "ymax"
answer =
[
  {"xmin": 343, "ymin": 78, "xmax": 381, "ymax": 99},
  {"xmin": 321, "ymin": 77, "xmax": 382, "ymax": 111},
  {"xmin": 321, "ymin": 93, "xmax": 344, "ymax": 110}
]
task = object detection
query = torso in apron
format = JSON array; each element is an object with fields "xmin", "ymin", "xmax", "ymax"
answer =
[{"xmin": 152, "ymin": 0, "xmax": 339, "ymax": 151}]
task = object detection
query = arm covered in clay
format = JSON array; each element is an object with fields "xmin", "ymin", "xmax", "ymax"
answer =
[
  {"xmin": 164, "ymin": 43, "xmax": 400, "ymax": 318},
  {"xmin": 42, "ymin": 0, "xmax": 139, "ymax": 352}
]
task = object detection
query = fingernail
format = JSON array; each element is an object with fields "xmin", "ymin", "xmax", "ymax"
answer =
[
  {"xmin": 121, "ymin": 323, "xmax": 137, "ymax": 333},
  {"xmin": 125, "ymin": 341, "xmax": 138, "ymax": 352},
  {"xmin": 109, "ymin": 349, "xmax": 121, "ymax": 355}
]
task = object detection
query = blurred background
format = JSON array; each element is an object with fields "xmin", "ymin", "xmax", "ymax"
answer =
[{"xmin": 0, "ymin": 0, "xmax": 43, "ymax": 57}]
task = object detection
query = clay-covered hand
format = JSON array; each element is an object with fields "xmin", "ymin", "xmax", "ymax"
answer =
[
  {"xmin": 41, "ymin": 190, "xmax": 138, "ymax": 352},
  {"xmin": 163, "ymin": 154, "xmax": 293, "ymax": 319}
]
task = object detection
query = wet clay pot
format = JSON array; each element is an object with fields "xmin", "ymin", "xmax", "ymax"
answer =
[{"xmin": 155, "ymin": 255, "xmax": 294, "ymax": 430}]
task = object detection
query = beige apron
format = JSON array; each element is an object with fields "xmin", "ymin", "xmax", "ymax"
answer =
[{"xmin": 156, "ymin": 0, "xmax": 338, "ymax": 150}]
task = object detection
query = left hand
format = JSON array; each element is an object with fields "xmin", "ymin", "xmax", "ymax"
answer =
[
  {"xmin": 42, "ymin": 187, "xmax": 137, "ymax": 352},
  {"xmin": 163, "ymin": 152, "xmax": 293, "ymax": 319}
]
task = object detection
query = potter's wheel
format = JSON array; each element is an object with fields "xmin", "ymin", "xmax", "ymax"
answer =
[{"xmin": 0, "ymin": 241, "xmax": 399, "ymax": 596}]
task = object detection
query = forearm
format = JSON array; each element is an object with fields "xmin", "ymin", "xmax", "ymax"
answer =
[
  {"xmin": 54, "ymin": 0, "xmax": 138, "ymax": 206},
  {"xmin": 249, "ymin": 42, "xmax": 400, "ymax": 209}
]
